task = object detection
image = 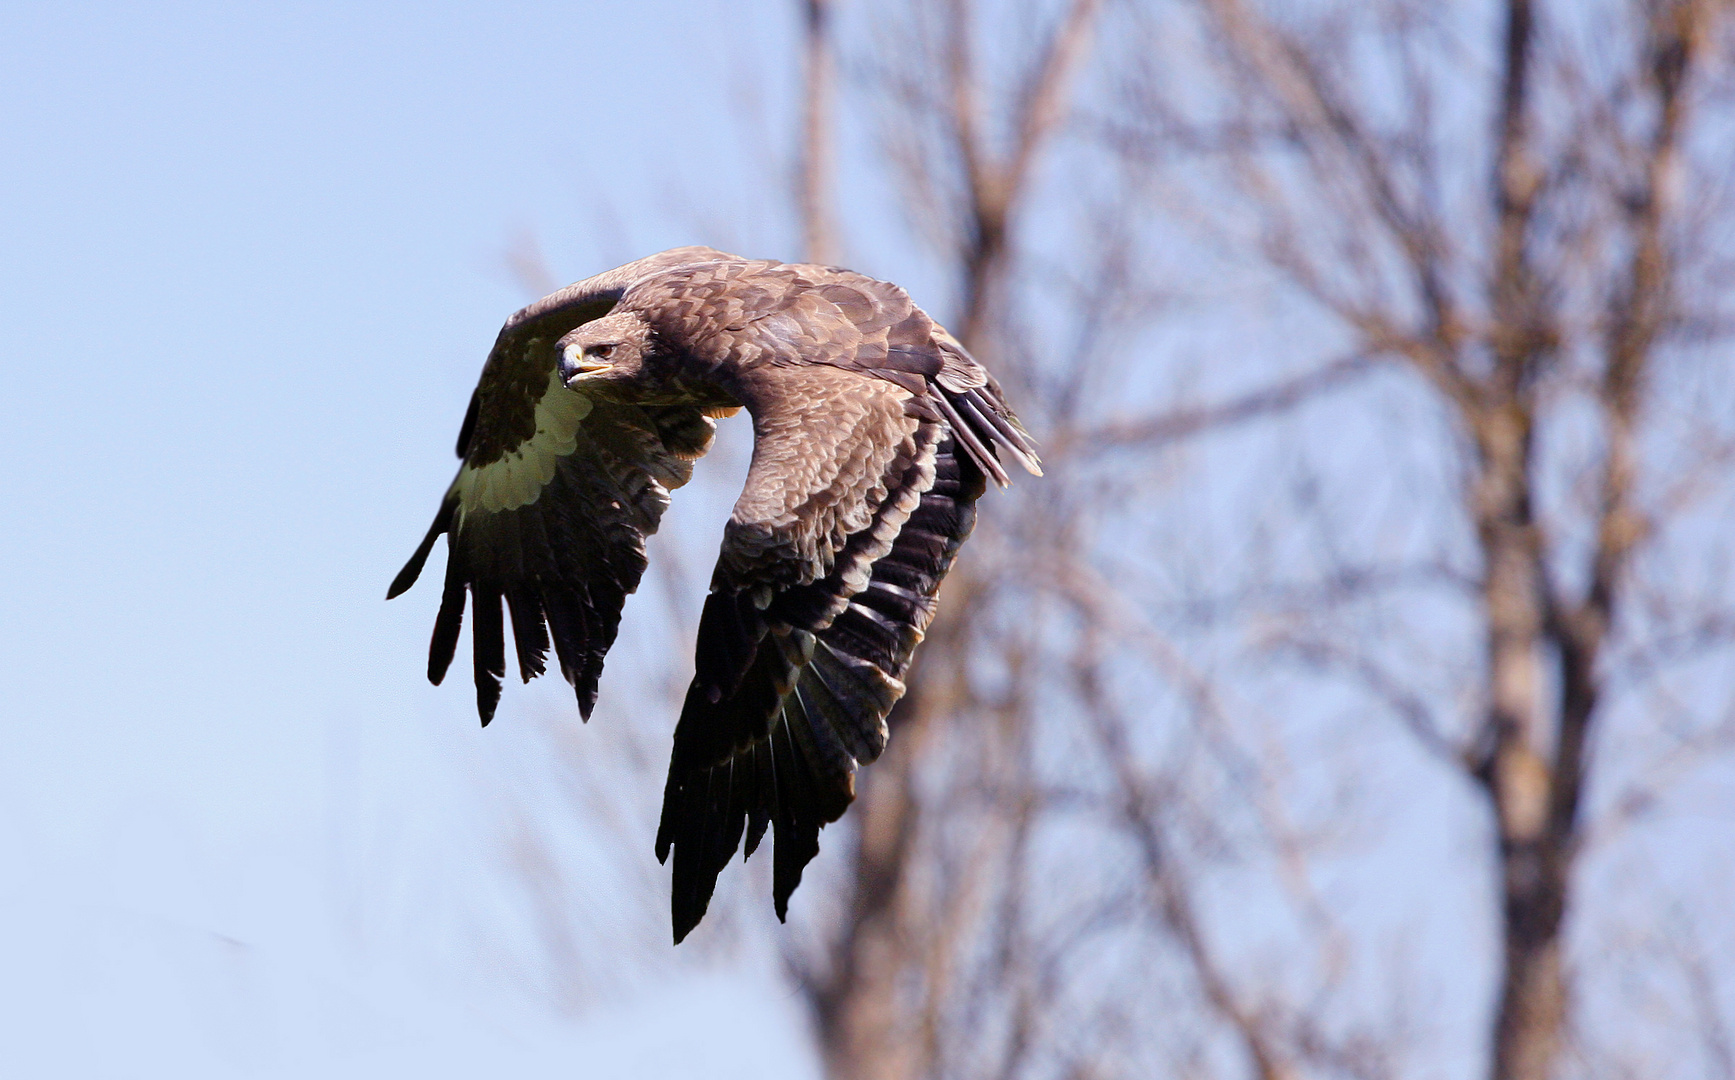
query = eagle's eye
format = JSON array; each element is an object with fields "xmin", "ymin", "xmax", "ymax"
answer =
[{"xmin": 560, "ymin": 340, "xmax": 615, "ymax": 380}]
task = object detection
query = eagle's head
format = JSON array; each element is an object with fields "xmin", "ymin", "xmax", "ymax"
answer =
[{"xmin": 557, "ymin": 311, "xmax": 656, "ymax": 391}]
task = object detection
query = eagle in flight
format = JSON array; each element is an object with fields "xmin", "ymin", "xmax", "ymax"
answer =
[{"xmin": 390, "ymin": 247, "xmax": 1039, "ymax": 942}]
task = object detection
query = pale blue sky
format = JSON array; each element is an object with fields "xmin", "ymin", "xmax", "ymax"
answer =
[
  {"xmin": 0, "ymin": 2, "xmax": 821, "ymax": 1074},
  {"xmin": 8, "ymin": 3, "xmax": 1730, "ymax": 1077}
]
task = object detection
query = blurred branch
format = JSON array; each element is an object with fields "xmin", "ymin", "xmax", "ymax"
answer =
[
  {"xmin": 1056, "ymin": 351, "xmax": 1377, "ymax": 457},
  {"xmin": 798, "ymin": 0, "xmax": 840, "ymax": 265},
  {"xmin": 1585, "ymin": 698, "xmax": 1735, "ymax": 849},
  {"xmin": 804, "ymin": 4, "xmax": 1105, "ymax": 1077},
  {"xmin": 1073, "ymin": 643, "xmax": 1296, "ymax": 1080},
  {"xmin": 1113, "ymin": 3, "xmax": 1735, "ymax": 1080},
  {"xmin": 949, "ymin": 0, "xmax": 1103, "ymax": 348},
  {"xmin": 1678, "ymin": 924, "xmax": 1735, "ymax": 1080},
  {"xmin": 1275, "ymin": 632, "xmax": 1468, "ymax": 768}
]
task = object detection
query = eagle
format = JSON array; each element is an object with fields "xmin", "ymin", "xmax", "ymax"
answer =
[{"xmin": 389, "ymin": 247, "xmax": 1040, "ymax": 942}]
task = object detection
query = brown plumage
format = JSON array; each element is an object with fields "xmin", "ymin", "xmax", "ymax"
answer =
[{"xmin": 390, "ymin": 247, "xmax": 1040, "ymax": 942}]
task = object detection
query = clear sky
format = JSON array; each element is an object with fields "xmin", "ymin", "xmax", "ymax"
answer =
[{"xmin": 0, "ymin": 2, "xmax": 819, "ymax": 1074}]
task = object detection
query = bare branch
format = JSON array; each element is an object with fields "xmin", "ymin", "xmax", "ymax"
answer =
[
  {"xmin": 798, "ymin": 0, "xmax": 841, "ymax": 265},
  {"xmin": 951, "ymin": 0, "xmax": 1102, "ymax": 347},
  {"xmin": 1059, "ymin": 351, "xmax": 1377, "ymax": 456},
  {"xmin": 1074, "ymin": 647, "xmax": 1297, "ymax": 1080}
]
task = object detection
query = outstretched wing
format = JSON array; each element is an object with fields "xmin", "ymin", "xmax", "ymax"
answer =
[
  {"xmin": 645, "ymin": 263, "xmax": 1039, "ymax": 942},
  {"xmin": 389, "ymin": 246, "xmax": 738, "ymax": 723}
]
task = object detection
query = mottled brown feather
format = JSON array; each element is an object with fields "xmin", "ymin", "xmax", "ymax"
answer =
[{"xmin": 391, "ymin": 247, "xmax": 1037, "ymax": 943}]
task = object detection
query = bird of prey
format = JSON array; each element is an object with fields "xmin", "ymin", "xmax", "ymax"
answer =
[{"xmin": 389, "ymin": 247, "xmax": 1040, "ymax": 942}]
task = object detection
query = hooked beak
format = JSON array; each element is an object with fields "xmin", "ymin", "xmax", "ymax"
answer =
[{"xmin": 559, "ymin": 344, "xmax": 611, "ymax": 384}]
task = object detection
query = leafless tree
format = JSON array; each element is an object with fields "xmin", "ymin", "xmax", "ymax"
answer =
[
  {"xmin": 781, "ymin": 1, "xmax": 1735, "ymax": 1079},
  {"xmin": 489, "ymin": 1, "xmax": 1735, "ymax": 1076},
  {"xmin": 785, "ymin": 1, "xmax": 1398, "ymax": 1077},
  {"xmin": 1111, "ymin": 1, "xmax": 1735, "ymax": 1077},
  {"xmin": 799, "ymin": 0, "xmax": 841, "ymax": 268}
]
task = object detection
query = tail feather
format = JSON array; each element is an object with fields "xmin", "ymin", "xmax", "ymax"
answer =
[
  {"xmin": 933, "ymin": 381, "xmax": 1041, "ymax": 488},
  {"xmin": 933, "ymin": 392, "xmax": 1010, "ymax": 487},
  {"xmin": 959, "ymin": 387, "xmax": 1041, "ymax": 475}
]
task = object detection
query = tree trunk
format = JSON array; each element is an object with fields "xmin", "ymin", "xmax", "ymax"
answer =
[
  {"xmin": 1471, "ymin": 397, "xmax": 1572, "ymax": 1080},
  {"xmin": 810, "ymin": 600, "xmax": 970, "ymax": 1080}
]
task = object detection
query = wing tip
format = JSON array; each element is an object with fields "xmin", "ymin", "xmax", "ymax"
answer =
[
  {"xmin": 389, "ymin": 499, "xmax": 455, "ymax": 599},
  {"xmin": 671, "ymin": 908, "xmax": 702, "ymax": 945},
  {"xmin": 387, "ymin": 556, "xmax": 431, "ymax": 600},
  {"xmin": 667, "ymin": 843, "xmax": 718, "ymax": 946}
]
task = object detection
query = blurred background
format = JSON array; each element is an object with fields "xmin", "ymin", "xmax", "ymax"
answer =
[{"xmin": 1, "ymin": 1, "xmax": 1731, "ymax": 1077}]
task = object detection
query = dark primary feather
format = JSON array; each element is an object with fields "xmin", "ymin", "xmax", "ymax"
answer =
[
  {"xmin": 389, "ymin": 247, "xmax": 733, "ymax": 722},
  {"xmin": 654, "ymin": 429, "xmax": 986, "ymax": 940},
  {"xmin": 389, "ymin": 247, "xmax": 1037, "ymax": 941}
]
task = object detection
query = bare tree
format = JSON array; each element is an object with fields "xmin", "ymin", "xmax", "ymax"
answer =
[
  {"xmin": 799, "ymin": 0, "xmax": 841, "ymax": 267},
  {"xmin": 787, "ymin": 2, "xmax": 1404, "ymax": 1077},
  {"xmin": 494, "ymin": 2, "xmax": 1735, "ymax": 1076},
  {"xmin": 775, "ymin": 0, "xmax": 1735, "ymax": 1077},
  {"xmin": 1105, "ymin": 1, "xmax": 1735, "ymax": 1078},
  {"xmin": 787, "ymin": 3, "xmax": 1113, "ymax": 1075}
]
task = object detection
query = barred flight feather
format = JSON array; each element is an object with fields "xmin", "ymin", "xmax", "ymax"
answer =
[{"xmin": 389, "ymin": 248, "xmax": 1032, "ymax": 942}]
